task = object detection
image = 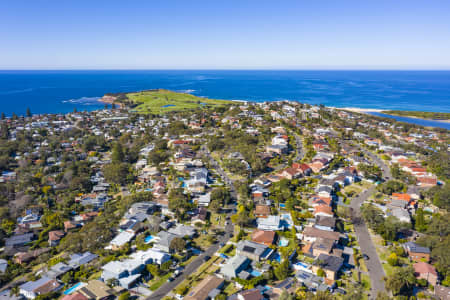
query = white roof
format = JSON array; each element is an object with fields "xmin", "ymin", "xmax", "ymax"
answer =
[
  {"xmin": 110, "ymin": 231, "xmax": 135, "ymax": 247},
  {"xmin": 130, "ymin": 248, "xmax": 170, "ymax": 263}
]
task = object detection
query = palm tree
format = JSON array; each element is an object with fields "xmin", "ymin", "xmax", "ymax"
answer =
[{"xmin": 384, "ymin": 266, "xmax": 416, "ymax": 296}]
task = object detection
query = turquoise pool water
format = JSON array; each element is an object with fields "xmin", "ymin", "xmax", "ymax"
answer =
[{"xmin": 63, "ymin": 282, "xmax": 83, "ymax": 295}]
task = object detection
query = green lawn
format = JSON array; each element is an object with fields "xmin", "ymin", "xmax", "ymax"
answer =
[
  {"xmin": 125, "ymin": 89, "xmax": 233, "ymax": 114},
  {"xmin": 149, "ymin": 273, "xmax": 172, "ymax": 291}
]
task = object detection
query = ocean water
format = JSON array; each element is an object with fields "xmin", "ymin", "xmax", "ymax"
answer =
[
  {"xmin": 0, "ymin": 70, "xmax": 449, "ymax": 116},
  {"xmin": 368, "ymin": 112, "xmax": 450, "ymax": 130}
]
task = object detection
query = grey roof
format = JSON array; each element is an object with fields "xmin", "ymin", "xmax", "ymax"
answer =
[
  {"xmin": 317, "ymin": 186, "xmax": 332, "ymax": 193},
  {"xmin": 168, "ymin": 224, "xmax": 196, "ymax": 237},
  {"xmin": 316, "ymin": 254, "xmax": 344, "ymax": 272},
  {"xmin": 19, "ymin": 276, "xmax": 52, "ymax": 292},
  {"xmin": 68, "ymin": 252, "xmax": 98, "ymax": 268},
  {"xmin": 5, "ymin": 233, "xmax": 34, "ymax": 247},
  {"xmin": 46, "ymin": 262, "xmax": 72, "ymax": 279},
  {"xmin": 156, "ymin": 231, "xmax": 178, "ymax": 247},
  {"xmin": 403, "ymin": 242, "xmax": 430, "ymax": 254},
  {"xmin": 295, "ymin": 270, "xmax": 327, "ymax": 290},
  {"xmin": 0, "ymin": 259, "xmax": 7, "ymax": 273},
  {"xmin": 315, "ymin": 216, "xmax": 336, "ymax": 228},
  {"xmin": 236, "ymin": 240, "xmax": 270, "ymax": 258},
  {"xmin": 129, "ymin": 202, "xmax": 158, "ymax": 215},
  {"xmin": 221, "ymin": 255, "xmax": 250, "ymax": 278}
]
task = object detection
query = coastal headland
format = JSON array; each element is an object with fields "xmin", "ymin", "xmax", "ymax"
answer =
[{"xmin": 99, "ymin": 89, "xmax": 233, "ymax": 114}]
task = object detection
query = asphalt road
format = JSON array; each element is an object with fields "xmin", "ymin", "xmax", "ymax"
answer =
[
  {"xmin": 350, "ymin": 148, "xmax": 391, "ymax": 298},
  {"xmin": 146, "ymin": 147, "xmax": 236, "ymax": 300},
  {"xmin": 293, "ymin": 133, "xmax": 304, "ymax": 161},
  {"xmin": 350, "ymin": 186, "xmax": 386, "ymax": 298},
  {"xmin": 363, "ymin": 148, "xmax": 392, "ymax": 180},
  {"xmin": 146, "ymin": 222, "xmax": 234, "ymax": 300}
]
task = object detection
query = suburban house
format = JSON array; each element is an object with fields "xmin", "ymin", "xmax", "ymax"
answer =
[
  {"xmin": 19, "ymin": 276, "xmax": 62, "ymax": 299},
  {"xmin": 413, "ymin": 262, "xmax": 438, "ymax": 286},
  {"xmin": 313, "ymin": 205, "xmax": 333, "ymax": 218},
  {"xmin": 109, "ymin": 231, "xmax": 135, "ymax": 251},
  {"xmin": 257, "ymin": 215, "xmax": 282, "ymax": 231},
  {"xmin": 403, "ymin": 242, "xmax": 431, "ymax": 262},
  {"xmin": 236, "ymin": 240, "xmax": 274, "ymax": 261},
  {"xmin": 253, "ymin": 205, "xmax": 271, "ymax": 218},
  {"xmin": 220, "ymin": 255, "xmax": 251, "ymax": 279},
  {"xmin": 251, "ymin": 230, "xmax": 276, "ymax": 246},
  {"xmin": 155, "ymin": 231, "xmax": 178, "ymax": 253},
  {"xmin": 168, "ymin": 224, "xmax": 196, "ymax": 238},
  {"xmin": 48, "ymin": 230, "xmax": 65, "ymax": 247},
  {"xmin": 314, "ymin": 216, "xmax": 336, "ymax": 232},
  {"xmin": 312, "ymin": 254, "xmax": 344, "ymax": 281},
  {"xmin": 303, "ymin": 227, "xmax": 340, "ymax": 243},
  {"xmin": 184, "ymin": 275, "xmax": 224, "ymax": 300},
  {"xmin": 77, "ymin": 280, "xmax": 117, "ymax": 299}
]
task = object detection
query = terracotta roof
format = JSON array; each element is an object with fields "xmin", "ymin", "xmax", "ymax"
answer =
[
  {"xmin": 392, "ymin": 193, "xmax": 411, "ymax": 202},
  {"xmin": 310, "ymin": 195, "xmax": 332, "ymax": 206},
  {"xmin": 238, "ymin": 289, "xmax": 263, "ymax": 300},
  {"xmin": 61, "ymin": 292, "xmax": 89, "ymax": 300},
  {"xmin": 414, "ymin": 262, "xmax": 437, "ymax": 276},
  {"xmin": 33, "ymin": 279, "xmax": 61, "ymax": 295},
  {"xmin": 314, "ymin": 205, "xmax": 333, "ymax": 216},
  {"xmin": 254, "ymin": 205, "xmax": 271, "ymax": 216},
  {"xmin": 251, "ymin": 230, "xmax": 276, "ymax": 245},
  {"xmin": 48, "ymin": 230, "xmax": 65, "ymax": 241},
  {"xmin": 184, "ymin": 275, "xmax": 224, "ymax": 300}
]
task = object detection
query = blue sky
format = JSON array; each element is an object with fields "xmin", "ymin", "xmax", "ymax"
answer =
[{"xmin": 1, "ymin": 0, "xmax": 449, "ymax": 69}]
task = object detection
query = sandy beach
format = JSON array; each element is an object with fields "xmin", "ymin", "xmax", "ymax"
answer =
[{"xmin": 332, "ymin": 107, "xmax": 384, "ymax": 114}]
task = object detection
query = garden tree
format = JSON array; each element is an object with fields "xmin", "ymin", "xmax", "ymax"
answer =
[
  {"xmin": 416, "ymin": 214, "xmax": 450, "ymax": 277},
  {"xmin": 209, "ymin": 199, "xmax": 221, "ymax": 213},
  {"xmin": 210, "ymin": 187, "xmax": 231, "ymax": 206},
  {"xmin": 387, "ymin": 253, "xmax": 399, "ymax": 266},
  {"xmin": 168, "ymin": 188, "xmax": 192, "ymax": 220},
  {"xmin": 42, "ymin": 212, "xmax": 63, "ymax": 229},
  {"xmin": 118, "ymin": 291, "xmax": 131, "ymax": 300},
  {"xmin": 170, "ymin": 237, "xmax": 186, "ymax": 253},
  {"xmin": 148, "ymin": 150, "xmax": 170, "ymax": 166},
  {"xmin": 236, "ymin": 182, "xmax": 250, "ymax": 199},
  {"xmin": 278, "ymin": 291, "xmax": 295, "ymax": 300},
  {"xmin": 384, "ymin": 266, "xmax": 416, "ymax": 296},
  {"xmin": 103, "ymin": 162, "xmax": 131, "ymax": 185},
  {"xmin": 274, "ymin": 259, "xmax": 290, "ymax": 280},
  {"xmin": 231, "ymin": 206, "xmax": 250, "ymax": 227},
  {"xmin": 424, "ymin": 184, "xmax": 450, "ymax": 210},
  {"xmin": 147, "ymin": 215, "xmax": 161, "ymax": 232},
  {"xmin": 375, "ymin": 292, "xmax": 392, "ymax": 300},
  {"xmin": 111, "ymin": 142, "xmax": 125, "ymax": 163},
  {"xmin": 414, "ymin": 208, "xmax": 426, "ymax": 232},
  {"xmin": 26, "ymin": 107, "xmax": 31, "ymax": 117},
  {"xmin": 425, "ymin": 150, "xmax": 450, "ymax": 180},
  {"xmin": 358, "ymin": 163, "xmax": 382, "ymax": 180},
  {"xmin": 342, "ymin": 283, "xmax": 365, "ymax": 300},
  {"xmin": 146, "ymin": 264, "xmax": 161, "ymax": 277},
  {"xmin": 361, "ymin": 204, "xmax": 409, "ymax": 241},
  {"xmin": 304, "ymin": 291, "xmax": 334, "ymax": 300},
  {"xmin": 377, "ymin": 180, "xmax": 406, "ymax": 195}
]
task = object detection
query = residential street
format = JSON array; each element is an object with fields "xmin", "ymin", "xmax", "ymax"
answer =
[
  {"xmin": 350, "ymin": 149, "xmax": 392, "ymax": 298},
  {"xmin": 146, "ymin": 147, "xmax": 236, "ymax": 300},
  {"xmin": 350, "ymin": 186, "xmax": 386, "ymax": 298}
]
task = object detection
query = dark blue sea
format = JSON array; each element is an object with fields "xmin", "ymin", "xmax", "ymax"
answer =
[{"xmin": 1, "ymin": 70, "xmax": 449, "ymax": 118}]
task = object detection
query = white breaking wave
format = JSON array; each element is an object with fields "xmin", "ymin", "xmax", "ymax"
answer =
[{"xmin": 62, "ymin": 96, "xmax": 101, "ymax": 105}]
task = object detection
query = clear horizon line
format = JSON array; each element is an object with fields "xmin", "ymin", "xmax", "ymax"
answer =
[{"xmin": 1, "ymin": 68, "xmax": 450, "ymax": 71}]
